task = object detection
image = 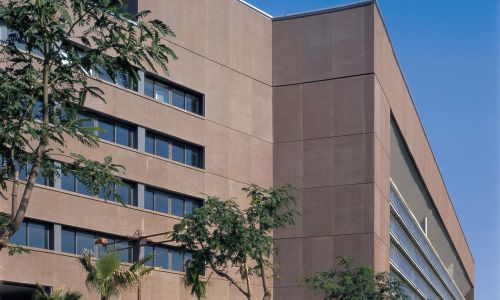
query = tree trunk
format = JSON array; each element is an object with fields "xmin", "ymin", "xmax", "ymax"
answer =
[{"xmin": 0, "ymin": 39, "xmax": 50, "ymax": 251}]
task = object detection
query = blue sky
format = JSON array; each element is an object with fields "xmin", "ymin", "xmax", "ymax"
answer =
[{"xmin": 246, "ymin": 0, "xmax": 500, "ymax": 298}]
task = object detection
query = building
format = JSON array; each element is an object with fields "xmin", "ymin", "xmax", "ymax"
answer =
[{"xmin": 0, "ymin": 0, "xmax": 474, "ymax": 299}]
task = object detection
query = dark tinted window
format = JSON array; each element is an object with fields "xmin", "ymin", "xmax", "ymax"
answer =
[
  {"xmin": 76, "ymin": 177, "xmax": 92, "ymax": 196},
  {"xmin": 143, "ymin": 245, "xmax": 154, "ymax": 266},
  {"xmin": 61, "ymin": 171, "xmax": 75, "ymax": 192},
  {"xmin": 144, "ymin": 75, "xmax": 203, "ymax": 115},
  {"xmin": 10, "ymin": 222, "xmax": 27, "ymax": 245},
  {"xmin": 171, "ymin": 196, "xmax": 184, "ymax": 217},
  {"xmin": 171, "ymin": 89, "xmax": 185, "ymax": 109},
  {"xmin": 144, "ymin": 189, "xmax": 154, "ymax": 211},
  {"xmin": 116, "ymin": 124, "xmax": 132, "ymax": 147},
  {"xmin": 143, "ymin": 186, "xmax": 202, "ymax": 217},
  {"xmin": 76, "ymin": 231, "xmax": 95, "ymax": 254},
  {"xmin": 144, "ymin": 78, "xmax": 154, "ymax": 98},
  {"xmin": 28, "ymin": 222, "xmax": 48, "ymax": 248},
  {"xmin": 156, "ymin": 247, "xmax": 169, "ymax": 269},
  {"xmin": 156, "ymin": 138, "xmax": 169, "ymax": 159},
  {"xmin": 172, "ymin": 143, "xmax": 185, "ymax": 164},
  {"xmin": 145, "ymin": 131, "xmax": 203, "ymax": 168},
  {"xmin": 155, "ymin": 191, "xmax": 169, "ymax": 214},
  {"xmin": 61, "ymin": 228, "xmax": 75, "ymax": 253},
  {"xmin": 81, "ymin": 113, "xmax": 136, "ymax": 148},
  {"xmin": 10, "ymin": 221, "xmax": 50, "ymax": 250},
  {"xmin": 145, "ymin": 134, "xmax": 155, "ymax": 154},
  {"xmin": 171, "ymin": 249, "xmax": 184, "ymax": 272},
  {"xmin": 97, "ymin": 119, "xmax": 114, "ymax": 142},
  {"xmin": 115, "ymin": 182, "xmax": 135, "ymax": 205}
]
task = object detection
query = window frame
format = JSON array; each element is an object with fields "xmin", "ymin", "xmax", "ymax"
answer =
[
  {"xmin": 143, "ymin": 186, "xmax": 202, "ymax": 217},
  {"xmin": 145, "ymin": 130, "xmax": 204, "ymax": 169},
  {"xmin": 143, "ymin": 74, "xmax": 204, "ymax": 116}
]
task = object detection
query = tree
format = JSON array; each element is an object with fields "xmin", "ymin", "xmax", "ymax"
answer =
[
  {"xmin": 33, "ymin": 286, "xmax": 82, "ymax": 300},
  {"xmin": 79, "ymin": 250, "xmax": 154, "ymax": 300},
  {"xmin": 172, "ymin": 184, "xmax": 298, "ymax": 300},
  {"xmin": 0, "ymin": 0, "xmax": 176, "ymax": 252},
  {"xmin": 302, "ymin": 257, "xmax": 408, "ymax": 300}
]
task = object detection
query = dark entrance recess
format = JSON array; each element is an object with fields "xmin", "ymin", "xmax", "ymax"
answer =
[{"xmin": 0, "ymin": 282, "xmax": 50, "ymax": 300}]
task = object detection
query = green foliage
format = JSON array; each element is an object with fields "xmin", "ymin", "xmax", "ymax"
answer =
[
  {"xmin": 302, "ymin": 257, "xmax": 408, "ymax": 300},
  {"xmin": 173, "ymin": 184, "xmax": 298, "ymax": 300},
  {"xmin": 0, "ymin": 0, "xmax": 175, "ymax": 248},
  {"xmin": 7, "ymin": 243, "xmax": 31, "ymax": 256},
  {"xmin": 33, "ymin": 285, "xmax": 82, "ymax": 300},
  {"xmin": 79, "ymin": 250, "xmax": 155, "ymax": 300}
]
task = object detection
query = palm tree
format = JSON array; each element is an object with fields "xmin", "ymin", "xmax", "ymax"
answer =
[
  {"xmin": 32, "ymin": 286, "xmax": 82, "ymax": 300},
  {"xmin": 79, "ymin": 250, "xmax": 155, "ymax": 300}
]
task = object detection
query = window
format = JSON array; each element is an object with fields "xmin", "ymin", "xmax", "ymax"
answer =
[
  {"xmin": 141, "ymin": 244, "xmax": 192, "ymax": 272},
  {"xmin": 143, "ymin": 75, "xmax": 203, "ymax": 115},
  {"xmin": 90, "ymin": 66, "xmax": 138, "ymax": 91},
  {"xmin": 145, "ymin": 131, "xmax": 204, "ymax": 168},
  {"xmin": 61, "ymin": 227, "xmax": 134, "ymax": 262},
  {"xmin": 19, "ymin": 162, "xmax": 54, "ymax": 187},
  {"xmin": 79, "ymin": 113, "xmax": 136, "ymax": 148},
  {"xmin": 97, "ymin": 182, "xmax": 137, "ymax": 205},
  {"xmin": 143, "ymin": 186, "xmax": 202, "ymax": 217},
  {"xmin": 10, "ymin": 220, "xmax": 51, "ymax": 249},
  {"xmin": 61, "ymin": 170, "xmax": 94, "ymax": 196},
  {"xmin": 60, "ymin": 167, "xmax": 137, "ymax": 205}
]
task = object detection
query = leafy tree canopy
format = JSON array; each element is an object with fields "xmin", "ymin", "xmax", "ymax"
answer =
[
  {"xmin": 303, "ymin": 257, "xmax": 408, "ymax": 300},
  {"xmin": 172, "ymin": 184, "xmax": 298, "ymax": 300},
  {"xmin": 0, "ymin": 0, "xmax": 176, "ymax": 251}
]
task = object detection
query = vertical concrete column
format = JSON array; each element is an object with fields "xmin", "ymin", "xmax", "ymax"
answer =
[
  {"xmin": 137, "ymin": 183, "xmax": 145, "ymax": 209},
  {"xmin": 53, "ymin": 162, "xmax": 62, "ymax": 189},
  {"xmin": 137, "ymin": 69, "xmax": 145, "ymax": 95},
  {"xmin": 137, "ymin": 126, "xmax": 146, "ymax": 152},
  {"xmin": 53, "ymin": 224, "xmax": 62, "ymax": 252}
]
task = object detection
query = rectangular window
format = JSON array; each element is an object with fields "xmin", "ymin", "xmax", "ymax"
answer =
[
  {"xmin": 145, "ymin": 131, "xmax": 203, "ymax": 168},
  {"xmin": 19, "ymin": 162, "xmax": 53, "ymax": 187},
  {"xmin": 10, "ymin": 220, "xmax": 51, "ymax": 250},
  {"xmin": 141, "ymin": 244, "xmax": 192, "ymax": 272},
  {"xmin": 79, "ymin": 113, "xmax": 136, "ymax": 148},
  {"xmin": 90, "ymin": 66, "xmax": 138, "ymax": 91},
  {"xmin": 61, "ymin": 228, "xmax": 76, "ymax": 253},
  {"xmin": 143, "ymin": 186, "xmax": 202, "ymax": 217},
  {"xmin": 61, "ymin": 226, "xmax": 134, "ymax": 262},
  {"xmin": 143, "ymin": 75, "xmax": 203, "ymax": 115}
]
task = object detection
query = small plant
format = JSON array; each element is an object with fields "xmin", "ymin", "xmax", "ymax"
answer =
[{"xmin": 32, "ymin": 285, "xmax": 82, "ymax": 300}]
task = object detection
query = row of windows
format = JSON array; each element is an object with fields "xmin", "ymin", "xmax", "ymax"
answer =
[
  {"xmin": 88, "ymin": 66, "xmax": 203, "ymax": 115},
  {"xmin": 142, "ymin": 244, "xmax": 192, "ymax": 272},
  {"xmin": 79, "ymin": 112, "xmax": 204, "ymax": 168},
  {"xmin": 390, "ymin": 187, "xmax": 463, "ymax": 299},
  {"xmin": 62, "ymin": 227, "xmax": 134, "ymax": 263},
  {"xmin": 391, "ymin": 215, "xmax": 454, "ymax": 300},
  {"xmin": 80, "ymin": 113, "xmax": 136, "ymax": 148},
  {"xmin": 1, "ymin": 22, "xmax": 205, "ymax": 116},
  {"xmin": 145, "ymin": 187, "xmax": 201, "ymax": 216},
  {"xmin": 10, "ymin": 221, "xmax": 51, "ymax": 249},
  {"xmin": 12, "ymin": 159, "xmax": 202, "ymax": 217},
  {"xmin": 145, "ymin": 132, "xmax": 203, "ymax": 168},
  {"xmin": 144, "ymin": 76, "xmax": 203, "ymax": 115},
  {"xmin": 10, "ymin": 220, "xmax": 192, "ymax": 272}
]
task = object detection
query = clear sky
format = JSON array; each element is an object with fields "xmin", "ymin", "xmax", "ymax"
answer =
[{"xmin": 245, "ymin": 0, "xmax": 500, "ymax": 298}]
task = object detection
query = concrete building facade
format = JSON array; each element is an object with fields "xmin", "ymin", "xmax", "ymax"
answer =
[{"xmin": 0, "ymin": 1, "xmax": 474, "ymax": 299}]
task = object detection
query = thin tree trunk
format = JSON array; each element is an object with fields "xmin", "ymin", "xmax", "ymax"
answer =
[
  {"xmin": 258, "ymin": 258, "xmax": 271, "ymax": 300},
  {"xmin": 0, "ymin": 40, "xmax": 50, "ymax": 250},
  {"xmin": 244, "ymin": 262, "xmax": 252, "ymax": 300}
]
